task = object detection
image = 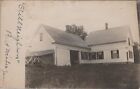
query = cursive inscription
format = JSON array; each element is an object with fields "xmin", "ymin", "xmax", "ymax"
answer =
[{"xmin": 16, "ymin": 3, "xmax": 25, "ymax": 63}]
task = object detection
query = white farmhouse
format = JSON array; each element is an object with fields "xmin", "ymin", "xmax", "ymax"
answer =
[
  {"xmin": 27, "ymin": 24, "xmax": 90, "ymax": 66},
  {"xmin": 27, "ymin": 24, "xmax": 134, "ymax": 66}
]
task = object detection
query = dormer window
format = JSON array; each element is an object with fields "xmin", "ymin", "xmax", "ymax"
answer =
[{"xmin": 40, "ymin": 33, "xmax": 43, "ymax": 41}]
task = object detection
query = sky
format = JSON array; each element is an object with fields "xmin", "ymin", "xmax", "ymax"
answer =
[
  {"xmin": 1, "ymin": 0, "xmax": 139, "ymax": 44},
  {"xmin": 23, "ymin": 1, "xmax": 139, "ymax": 43}
]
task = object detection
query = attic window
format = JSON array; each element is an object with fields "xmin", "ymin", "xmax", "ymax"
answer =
[{"xmin": 40, "ymin": 33, "xmax": 43, "ymax": 41}]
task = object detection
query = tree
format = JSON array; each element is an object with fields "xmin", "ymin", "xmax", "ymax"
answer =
[{"xmin": 65, "ymin": 24, "xmax": 87, "ymax": 40}]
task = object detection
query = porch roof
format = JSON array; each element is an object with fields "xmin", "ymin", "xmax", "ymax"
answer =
[{"xmin": 27, "ymin": 49, "xmax": 54, "ymax": 56}]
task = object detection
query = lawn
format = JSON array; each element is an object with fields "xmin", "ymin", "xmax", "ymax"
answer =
[{"xmin": 26, "ymin": 63, "xmax": 140, "ymax": 89}]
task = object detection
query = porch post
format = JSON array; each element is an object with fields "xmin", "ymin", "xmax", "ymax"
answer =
[
  {"xmin": 55, "ymin": 47, "xmax": 57, "ymax": 66},
  {"xmin": 79, "ymin": 51, "xmax": 81, "ymax": 64}
]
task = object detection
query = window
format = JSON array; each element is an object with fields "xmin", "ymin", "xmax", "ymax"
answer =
[
  {"xmin": 90, "ymin": 51, "xmax": 104, "ymax": 60},
  {"xmin": 40, "ymin": 33, "xmax": 43, "ymax": 41},
  {"xmin": 111, "ymin": 50, "xmax": 119, "ymax": 59},
  {"xmin": 129, "ymin": 51, "xmax": 133, "ymax": 58},
  {"xmin": 81, "ymin": 51, "xmax": 104, "ymax": 60},
  {"xmin": 97, "ymin": 51, "xmax": 104, "ymax": 59},
  {"xmin": 90, "ymin": 52, "xmax": 97, "ymax": 60},
  {"xmin": 81, "ymin": 52, "xmax": 89, "ymax": 60}
]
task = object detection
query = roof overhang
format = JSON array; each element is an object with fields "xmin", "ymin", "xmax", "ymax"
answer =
[
  {"xmin": 52, "ymin": 42, "xmax": 91, "ymax": 50},
  {"xmin": 88, "ymin": 40, "xmax": 127, "ymax": 47},
  {"xmin": 27, "ymin": 49, "xmax": 54, "ymax": 57}
]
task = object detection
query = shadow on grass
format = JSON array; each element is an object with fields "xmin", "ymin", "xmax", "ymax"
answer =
[{"xmin": 26, "ymin": 63, "xmax": 140, "ymax": 89}]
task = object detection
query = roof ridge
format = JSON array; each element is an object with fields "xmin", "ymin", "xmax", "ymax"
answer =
[
  {"xmin": 88, "ymin": 25, "xmax": 130, "ymax": 36},
  {"xmin": 41, "ymin": 24, "xmax": 84, "ymax": 40},
  {"xmin": 98, "ymin": 25, "xmax": 129, "ymax": 31}
]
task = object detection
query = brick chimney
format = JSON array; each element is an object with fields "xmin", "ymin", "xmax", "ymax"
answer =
[{"xmin": 105, "ymin": 23, "xmax": 109, "ymax": 30}]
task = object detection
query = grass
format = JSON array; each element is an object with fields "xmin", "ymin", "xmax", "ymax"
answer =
[{"xmin": 26, "ymin": 63, "xmax": 140, "ymax": 89}]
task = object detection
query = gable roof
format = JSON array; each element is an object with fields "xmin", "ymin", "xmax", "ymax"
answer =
[
  {"xmin": 86, "ymin": 26, "xmax": 132, "ymax": 46},
  {"xmin": 41, "ymin": 25, "xmax": 89, "ymax": 48}
]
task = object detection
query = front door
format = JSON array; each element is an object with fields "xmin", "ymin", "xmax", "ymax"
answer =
[{"xmin": 70, "ymin": 50, "xmax": 79, "ymax": 65}]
